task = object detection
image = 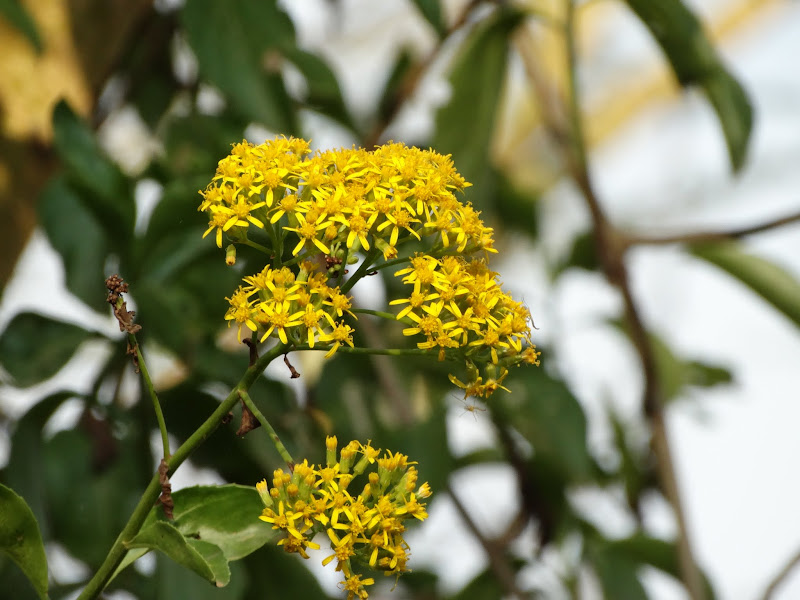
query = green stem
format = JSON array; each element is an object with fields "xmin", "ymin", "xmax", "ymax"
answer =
[
  {"xmin": 241, "ymin": 239, "xmax": 271, "ymax": 255},
  {"xmin": 130, "ymin": 333, "xmax": 170, "ymax": 459},
  {"xmin": 295, "ymin": 343, "xmax": 434, "ymax": 358},
  {"xmin": 76, "ymin": 342, "xmax": 289, "ymax": 600},
  {"xmin": 340, "ymin": 248, "xmax": 380, "ymax": 294},
  {"xmin": 238, "ymin": 390, "xmax": 294, "ymax": 467},
  {"xmin": 350, "ymin": 308, "xmax": 400, "ymax": 321}
]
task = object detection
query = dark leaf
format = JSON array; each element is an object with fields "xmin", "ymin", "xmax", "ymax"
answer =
[
  {"xmin": 51, "ymin": 101, "xmax": 135, "ymax": 235},
  {"xmin": 691, "ymin": 241, "xmax": 800, "ymax": 329},
  {"xmin": 0, "ymin": 312, "xmax": 95, "ymax": 387},
  {"xmin": 410, "ymin": 0, "xmax": 446, "ymax": 38},
  {"xmin": 284, "ymin": 48, "xmax": 357, "ymax": 133},
  {"xmin": 587, "ymin": 536, "xmax": 648, "ymax": 600},
  {"xmin": 181, "ymin": 0, "xmax": 297, "ymax": 133},
  {"xmin": 155, "ymin": 553, "xmax": 248, "ymax": 599},
  {"xmin": 38, "ymin": 176, "xmax": 112, "ymax": 312},
  {"xmin": 493, "ymin": 167, "xmax": 539, "ymax": 237},
  {"xmin": 496, "ymin": 367, "xmax": 594, "ymax": 482},
  {"xmin": 0, "ymin": 484, "xmax": 48, "ymax": 599},
  {"xmin": 2, "ymin": 392, "xmax": 77, "ymax": 536},
  {"xmin": 242, "ymin": 543, "xmax": 333, "ymax": 600},
  {"xmin": 623, "ymin": 0, "xmax": 752, "ymax": 171},
  {"xmin": 434, "ymin": 7, "xmax": 525, "ymax": 208},
  {"xmin": 608, "ymin": 533, "xmax": 717, "ymax": 600},
  {"xmin": 377, "ymin": 49, "xmax": 414, "ymax": 126},
  {"xmin": 0, "ymin": 0, "xmax": 42, "ymax": 52}
]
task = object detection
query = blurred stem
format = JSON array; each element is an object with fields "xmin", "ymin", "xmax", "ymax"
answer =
[
  {"xmin": 296, "ymin": 344, "xmax": 432, "ymax": 357},
  {"xmin": 447, "ymin": 483, "xmax": 531, "ymax": 599},
  {"xmin": 559, "ymin": 2, "xmax": 706, "ymax": 599},
  {"xmin": 241, "ymin": 238, "xmax": 271, "ymax": 256},
  {"xmin": 76, "ymin": 342, "xmax": 289, "ymax": 600},
  {"xmin": 625, "ymin": 209, "xmax": 800, "ymax": 247},
  {"xmin": 759, "ymin": 545, "xmax": 800, "ymax": 600},
  {"xmin": 238, "ymin": 389, "xmax": 294, "ymax": 467},
  {"xmin": 130, "ymin": 333, "xmax": 170, "ymax": 459}
]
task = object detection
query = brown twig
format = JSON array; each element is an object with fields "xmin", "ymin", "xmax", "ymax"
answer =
[
  {"xmin": 518, "ymin": 3, "xmax": 706, "ymax": 598},
  {"xmin": 362, "ymin": 0, "xmax": 484, "ymax": 148},
  {"xmin": 625, "ymin": 210, "xmax": 800, "ymax": 247},
  {"xmin": 760, "ymin": 545, "xmax": 800, "ymax": 600},
  {"xmin": 446, "ymin": 483, "xmax": 531, "ymax": 600}
]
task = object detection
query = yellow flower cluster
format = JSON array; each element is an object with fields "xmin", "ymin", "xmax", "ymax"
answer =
[
  {"xmin": 198, "ymin": 137, "xmax": 492, "ymax": 263},
  {"xmin": 391, "ymin": 255, "xmax": 540, "ymax": 397},
  {"xmin": 224, "ymin": 263, "xmax": 356, "ymax": 356},
  {"xmin": 256, "ymin": 436, "xmax": 431, "ymax": 600},
  {"xmin": 199, "ymin": 136, "xmax": 538, "ymax": 397}
]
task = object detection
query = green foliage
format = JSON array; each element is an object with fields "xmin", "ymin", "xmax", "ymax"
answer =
[
  {"xmin": 180, "ymin": 0, "xmax": 297, "ymax": 133},
  {"xmin": 0, "ymin": 484, "xmax": 48, "ymax": 599},
  {"xmin": 0, "ymin": 1, "xmax": 779, "ymax": 599},
  {"xmin": 434, "ymin": 7, "xmax": 525, "ymax": 209},
  {"xmin": 624, "ymin": 0, "xmax": 753, "ymax": 171},
  {"xmin": 0, "ymin": 313, "xmax": 96, "ymax": 386},
  {"xmin": 691, "ymin": 241, "xmax": 800, "ymax": 329}
]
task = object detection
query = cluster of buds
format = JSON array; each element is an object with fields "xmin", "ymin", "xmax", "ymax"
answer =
[{"xmin": 256, "ymin": 437, "xmax": 430, "ymax": 599}]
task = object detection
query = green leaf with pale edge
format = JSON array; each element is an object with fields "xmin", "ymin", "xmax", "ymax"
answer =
[
  {"xmin": 434, "ymin": 7, "xmax": 524, "ymax": 208},
  {"xmin": 284, "ymin": 48, "xmax": 356, "ymax": 133},
  {"xmin": 607, "ymin": 533, "xmax": 717, "ymax": 600},
  {"xmin": 691, "ymin": 241, "xmax": 800, "ymax": 329},
  {"xmin": 38, "ymin": 176, "xmax": 110, "ymax": 312},
  {"xmin": 0, "ymin": 312, "xmax": 94, "ymax": 387},
  {"xmin": 624, "ymin": 0, "xmax": 752, "ymax": 171},
  {"xmin": 113, "ymin": 485, "xmax": 272, "ymax": 584},
  {"xmin": 127, "ymin": 521, "xmax": 230, "ymax": 586},
  {"xmin": 0, "ymin": 484, "xmax": 48, "ymax": 600},
  {"xmin": 587, "ymin": 536, "xmax": 648, "ymax": 600},
  {"xmin": 51, "ymin": 101, "xmax": 134, "ymax": 234},
  {"xmin": 411, "ymin": 0, "xmax": 445, "ymax": 37},
  {"xmin": 181, "ymin": 0, "xmax": 297, "ymax": 133},
  {"xmin": 0, "ymin": 0, "xmax": 42, "ymax": 52}
]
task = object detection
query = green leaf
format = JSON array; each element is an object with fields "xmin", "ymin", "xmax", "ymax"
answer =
[
  {"xmin": 377, "ymin": 50, "xmax": 413, "ymax": 126},
  {"xmin": 181, "ymin": 0, "xmax": 297, "ymax": 133},
  {"xmin": 242, "ymin": 543, "xmax": 333, "ymax": 600},
  {"xmin": 555, "ymin": 230, "xmax": 598, "ymax": 276},
  {"xmin": 51, "ymin": 101, "xmax": 135, "ymax": 235},
  {"xmin": 128, "ymin": 521, "xmax": 230, "ymax": 586},
  {"xmin": 411, "ymin": 0, "xmax": 445, "ymax": 38},
  {"xmin": 0, "ymin": 484, "xmax": 48, "ymax": 600},
  {"xmin": 623, "ymin": 0, "xmax": 752, "ymax": 171},
  {"xmin": 434, "ymin": 7, "xmax": 525, "ymax": 208},
  {"xmin": 497, "ymin": 367, "xmax": 594, "ymax": 482},
  {"xmin": 493, "ymin": 167, "xmax": 539, "ymax": 237},
  {"xmin": 587, "ymin": 536, "xmax": 648, "ymax": 600},
  {"xmin": 38, "ymin": 176, "xmax": 110, "ymax": 312},
  {"xmin": 0, "ymin": 0, "xmax": 42, "ymax": 52},
  {"xmin": 690, "ymin": 241, "xmax": 800, "ymax": 329},
  {"xmin": 150, "ymin": 485, "xmax": 273, "ymax": 561},
  {"xmin": 608, "ymin": 534, "xmax": 717, "ymax": 600},
  {"xmin": 284, "ymin": 48, "xmax": 357, "ymax": 133},
  {"xmin": 0, "ymin": 312, "xmax": 94, "ymax": 387},
  {"xmin": 3, "ymin": 392, "xmax": 77, "ymax": 537}
]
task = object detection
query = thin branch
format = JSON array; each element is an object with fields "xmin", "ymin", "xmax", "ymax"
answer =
[
  {"xmin": 625, "ymin": 210, "xmax": 800, "ymax": 247},
  {"xmin": 517, "ymin": 3, "xmax": 707, "ymax": 598},
  {"xmin": 362, "ymin": 0, "xmax": 484, "ymax": 148},
  {"xmin": 447, "ymin": 483, "xmax": 531, "ymax": 600},
  {"xmin": 760, "ymin": 545, "xmax": 800, "ymax": 600}
]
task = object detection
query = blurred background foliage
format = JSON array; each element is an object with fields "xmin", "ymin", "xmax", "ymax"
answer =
[{"xmin": 2, "ymin": 0, "xmax": 797, "ymax": 598}]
